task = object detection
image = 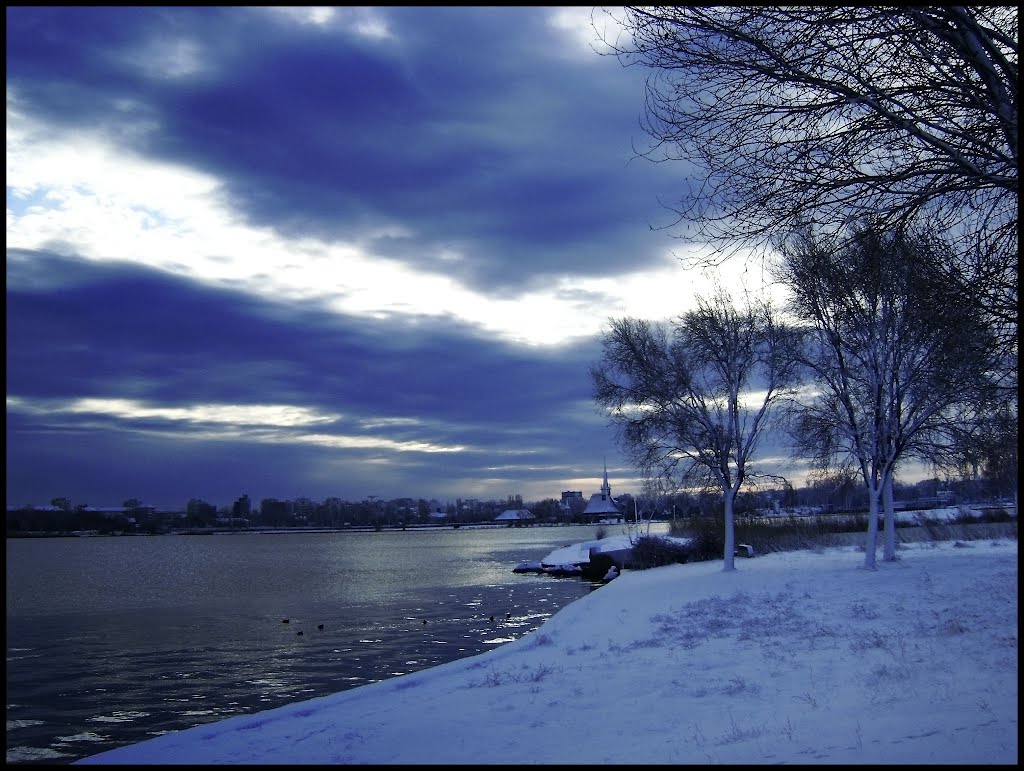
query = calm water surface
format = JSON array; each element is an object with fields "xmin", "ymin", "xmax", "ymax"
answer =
[{"xmin": 6, "ymin": 524, "xmax": 652, "ymax": 764}]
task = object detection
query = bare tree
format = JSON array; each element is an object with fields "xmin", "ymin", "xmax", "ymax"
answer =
[
  {"xmin": 937, "ymin": 396, "xmax": 1018, "ymax": 511},
  {"xmin": 601, "ymin": 6, "xmax": 1016, "ymax": 252},
  {"xmin": 598, "ymin": 6, "xmax": 1017, "ymax": 379},
  {"xmin": 776, "ymin": 224, "xmax": 998, "ymax": 569},
  {"xmin": 591, "ymin": 288, "xmax": 799, "ymax": 571}
]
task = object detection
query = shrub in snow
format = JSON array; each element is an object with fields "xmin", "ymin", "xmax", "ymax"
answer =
[
  {"xmin": 684, "ymin": 517, "xmax": 726, "ymax": 563},
  {"xmin": 629, "ymin": 535, "xmax": 691, "ymax": 569}
]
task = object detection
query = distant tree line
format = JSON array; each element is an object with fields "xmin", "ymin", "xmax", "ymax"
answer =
[
  {"xmin": 6, "ymin": 473, "xmax": 1011, "ymax": 537},
  {"xmin": 5, "ymin": 494, "xmax": 564, "ymax": 535}
]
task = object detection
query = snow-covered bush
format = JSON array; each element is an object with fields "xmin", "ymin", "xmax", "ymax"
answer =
[{"xmin": 628, "ymin": 534, "xmax": 691, "ymax": 569}]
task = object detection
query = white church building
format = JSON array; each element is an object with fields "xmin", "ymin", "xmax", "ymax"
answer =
[{"xmin": 582, "ymin": 462, "xmax": 623, "ymax": 523}]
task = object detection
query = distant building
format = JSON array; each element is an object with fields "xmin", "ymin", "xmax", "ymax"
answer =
[
  {"xmin": 233, "ymin": 494, "xmax": 251, "ymax": 517},
  {"xmin": 582, "ymin": 462, "xmax": 623, "ymax": 522},
  {"xmin": 495, "ymin": 509, "xmax": 535, "ymax": 525},
  {"xmin": 559, "ymin": 490, "xmax": 584, "ymax": 516}
]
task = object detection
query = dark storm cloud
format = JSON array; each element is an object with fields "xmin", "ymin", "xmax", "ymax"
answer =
[
  {"xmin": 5, "ymin": 6, "xmax": 679, "ymax": 294},
  {"xmin": 6, "ymin": 250, "xmax": 614, "ymax": 506},
  {"xmin": 5, "ymin": 6, "xmax": 689, "ymax": 508},
  {"xmin": 5, "ymin": 409, "xmax": 373, "ymax": 510},
  {"xmin": 6, "ymin": 249, "xmax": 600, "ymax": 419}
]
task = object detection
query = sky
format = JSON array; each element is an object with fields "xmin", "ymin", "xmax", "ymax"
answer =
[
  {"xmin": 74, "ymin": 530, "xmax": 1019, "ymax": 764},
  {"xmin": 7, "ymin": 6, "xmax": 791, "ymax": 512}
]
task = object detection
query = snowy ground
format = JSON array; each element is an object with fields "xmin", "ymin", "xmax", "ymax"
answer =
[{"xmin": 76, "ymin": 534, "xmax": 1017, "ymax": 764}]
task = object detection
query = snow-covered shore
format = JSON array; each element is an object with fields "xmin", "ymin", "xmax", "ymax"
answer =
[{"xmin": 77, "ymin": 535, "xmax": 1018, "ymax": 765}]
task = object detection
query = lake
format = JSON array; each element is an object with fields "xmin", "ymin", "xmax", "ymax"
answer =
[{"xmin": 6, "ymin": 523, "xmax": 659, "ymax": 764}]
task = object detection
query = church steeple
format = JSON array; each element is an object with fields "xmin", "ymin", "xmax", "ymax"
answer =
[{"xmin": 583, "ymin": 457, "xmax": 622, "ymax": 520}]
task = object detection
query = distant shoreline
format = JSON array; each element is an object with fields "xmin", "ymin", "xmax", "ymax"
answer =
[{"xmin": 4, "ymin": 520, "xmax": 627, "ymax": 539}]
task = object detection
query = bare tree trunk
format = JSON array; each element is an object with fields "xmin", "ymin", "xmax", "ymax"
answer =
[
  {"xmin": 882, "ymin": 474, "xmax": 898, "ymax": 561},
  {"xmin": 723, "ymin": 487, "xmax": 737, "ymax": 572},
  {"xmin": 864, "ymin": 485, "xmax": 881, "ymax": 571}
]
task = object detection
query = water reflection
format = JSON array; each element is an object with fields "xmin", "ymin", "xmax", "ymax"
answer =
[{"xmin": 8, "ymin": 525, "xmax": 646, "ymax": 764}]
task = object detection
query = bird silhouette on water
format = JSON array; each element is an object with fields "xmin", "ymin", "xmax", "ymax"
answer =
[
  {"xmin": 282, "ymin": 618, "xmax": 290, "ymax": 624},
  {"xmin": 296, "ymin": 630, "xmax": 303, "ymax": 636},
  {"xmin": 317, "ymin": 623, "xmax": 324, "ymax": 631}
]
